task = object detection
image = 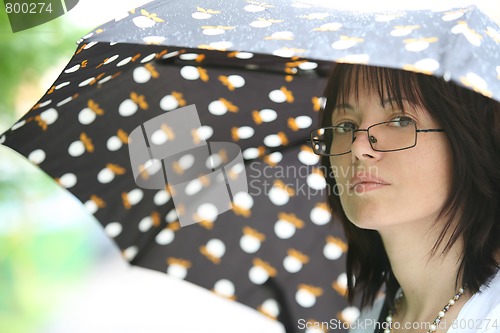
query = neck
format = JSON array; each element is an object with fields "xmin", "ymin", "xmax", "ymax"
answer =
[{"xmin": 378, "ymin": 218, "xmax": 465, "ymax": 322}]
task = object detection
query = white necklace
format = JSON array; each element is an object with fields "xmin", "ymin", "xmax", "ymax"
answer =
[{"xmin": 385, "ymin": 287, "xmax": 465, "ymax": 333}]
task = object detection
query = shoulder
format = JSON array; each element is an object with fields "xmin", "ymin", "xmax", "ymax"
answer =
[
  {"xmin": 448, "ymin": 269, "xmax": 500, "ymax": 333},
  {"xmin": 349, "ymin": 296, "xmax": 385, "ymax": 333}
]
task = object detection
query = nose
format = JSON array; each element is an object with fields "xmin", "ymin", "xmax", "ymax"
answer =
[{"xmin": 351, "ymin": 129, "xmax": 382, "ymax": 162}]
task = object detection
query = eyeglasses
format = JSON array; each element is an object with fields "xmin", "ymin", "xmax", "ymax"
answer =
[{"xmin": 308, "ymin": 119, "xmax": 444, "ymax": 156}]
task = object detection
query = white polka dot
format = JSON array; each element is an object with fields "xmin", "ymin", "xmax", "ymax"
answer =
[
  {"xmin": 197, "ymin": 203, "xmax": 218, "ymax": 222},
  {"xmin": 230, "ymin": 163, "xmax": 245, "ymax": 176},
  {"xmin": 264, "ymin": 134, "xmax": 282, "ymax": 147},
  {"xmin": 133, "ymin": 16, "xmax": 156, "ymax": 28},
  {"xmin": 0, "ymin": 135, "xmax": 5, "ymax": 144},
  {"xmin": 97, "ymin": 168, "xmax": 115, "ymax": 183},
  {"xmin": 235, "ymin": 52, "xmax": 254, "ymax": 59},
  {"xmin": 11, "ymin": 120, "xmax": 25, "ymax": 131},
  {"xmin": 271, "ymin": 31, "xmax": 294, "ymax": 39},
  {"xmin": 60, "ymin": 173, "xmax": 77, "ymax": 188},
  {"xmin": 273, "ymin": 48, "xmax": 296, "ymax": 58},
  {"xmin": 154, "ymin": 190, "xmax": 171, "ymax": 206},
  {"xmin": 206, "ymin": 239, "xmax": 225, "ymax": 258},
  {"xmin": 236, "ymin": 126, "xmax": 254, "ymax": 139},
  {"xmin": 133, "ymin": 67, "xmax": 152, "ymax": 83},
  {"xmin": 40, "ymin": 108, "xmax": 58, "ymax": 125},
  {"xmin": 84, "ymin": 200, "xmax": 98, "ymax": 214},
  {"xmin": 307, "ymin": 173, "xmax": 326, "ymax": 190},
  {"xmin": 261, "ymin": 299, "xmax": 280, "ymax": 317},
  {"xmin": 105, "ymin": 222, "xmax": 123, "ymax": 238},
  {"xmin": 98, "ymin": 76, "xmax": 113, "ymax": 85},
  {"xmin": 465, "ymin": 72, "xmax": 488, "ymax": 90},
  {"xmin": 390, "ymin": 28, "xmax": 413, "ymax": 37},
  {"xmin": 104, "ymin": 55, "xmax": 120, "ymax": 64},
  {"xmin": 274, "ymin": 220, "xmax": 295, "ymax": 239},
  {"xmin": 405, "ymin": 41, "xmax": 430, "ymax": 52},
  {"xmin": 318, "ymin": 22, "xmax": 341, "ymax": 31},
  {"xmin": 324, "ymin": 243, "xmax": 343, "ymax": 260},
  {"xmin": 56, "ymin": 97, "xmax": 73, "ymax": 107},
  {"xmin": 240, "ymin": 235, "xmax": 261, "ymax": 253},
  {"xmin": 250, "ymin": 20, "xmax": 272, "ymax": 28},
  {"xmin": 227, "ymin": 75, "xmax": 245, "ymax": 88},
  {"xmin": 107, "ymin": 136, "xmax": 122, "ymax": 151},
  {"xmin": 180, "ymin": 66, "xmax": 200, "ymax": 80},
  {"xmin": 298, "ymin": 62, "xmax": 318, "ymax": 70},
  {"xmin": 214, "ymin": 279, "xmax": 235, "ymax": 297},
  {"xmin": 116, "ymin": 57, "xmax": 133, "ymax": 67},
  {"xmin": 283, "ymin": 256, "xmax": 302, "ymax": 273},
  {"xmin": 65, "ymin": 64, "xmax": 80, "ymax": 73},
  {"xmin": 208, "ymin": 100, "xmax": 228, "ymax": 115},
  {"xmin": 185, "ymin": 179, "xmax": 203, "ymax": 196},
  {"xmin": 203, "ymin": 28, "xmax": 225, "ymax": 36},
  {"xmin": 139, "ymin": 216, "xmax": 154, "ymax": 232},
  {"xmin": 143, "ymin": 36, "xmax": 166, "ymax": 44},
  {"xmin": 123, "ymin": 246, "xmax": 138, "ymax": 261},
  {"xmin": 442, "ymin": 12, "xmax": 464, "ymax": 21},
  {"xmin": 342, "ymin": 306, "xmax": 361, "ymax": 324},
  {"xmin": 68, "ymin": 141, "xmax": 85, "ymax": 157},
  {"xmin": 79, "ymin": 77, "xmax": 95, "ymax": 87},
  {"xmin": 55, "ymin": 81, "xmax": 70, "ymax": 90},
  {"xmin": 269, "ymin": 90, "xmax": 287, "ymax": 103},
  {"xmin": 159, "ymin": 95, "xmax": 179, "ymax": 111},
  {"xmin": 339, "ymin": 54, "xmax": 370, "ymax": 64},
  {"xmin": 166, "ymin": 208, "xmax": 178, "ymax": 223},
  {"xmin": 141, "ymin": 53, "xmax": 157, "ymax": 63},
  {"xmin": 331, "ymin": 39, "xmax": 358, "ymax": 50},
  {"xmin": 243, "ymin": 147, "xmax": 260, "ymax": 160},
  {"xmin": 294, "ymin": 116, "xmax": 312, "ymax": 129},
  {"xmin": 144, "ymin": 159, "xmax": 162, "ymax": 175},
  {"xmin": 298, "ymin": 150, "xmax": 320, "ymax": 165},
  {"xmin": 119, "ymin": 100, "xmax": 138, "ymax": 117},
  {"xmin": 39, "ymin": 100, "xmax": 52, "ymax": 108},
  {"xmin": 268, "ymin": 152, "xmax": 283, "ymax": 164},
  {"xmin": 192, "ymin": 12, "xmax": 212, "ymax": 20},
  {"xmin": 244, "ymin": 4, "xmax": 266, "ymax": 12},
  {"xmin": 310, "ymin": 207, "xmax": 331, "ymax": 226},
  {"xmin": 197, "ymin": 126, "xmax": 213, "ymax": 140},
  {"xmin": 296, "ymin": 289, "xmax": 316, "ymax": 308},
  {"xmin": 128, "ymin": 189, "xmax": 144, "ymax": 205},
  {"xmin": 151, "ymin": 129, "xmax": 168, "ymax": 145},
  {"xmin": 337, "ymin": 273, "xmax": 348, "ymax": 288},
  {"xmin": 233, "ymin": 192, "xmax": 253, "ymax": 210},
  {"xmin": 78, "ymin": 108, "xmax": 96, "ymax": 125},
  {"xmin": 414, "ymin": 58, "xmax": 440, "ymax": 72},
  {"xmin": 178, "ymin": 154, "xmax": 195, "ymax": 170},
  {"xmin": 167, "ymin": 264, "xmax": 188, "ymax": 279},
  {"xmin": 156, "ymin": 229, "xmax": 175, "ymax": 245},
  {"xmin": 28, "ymin": 149, "xmax": 46, "ymax": 164},
  {"xmin": 179, "ymin": 53, "xmax": 199, "ymax": 60},
  {"xmin": 83, "ymin": 41, "xmax": 98, "ymax": 49},
  {"xmin": 259, "ymin": 109, "xmax": 277, "ymax": 122},
  {"xmin": 206, "ymin": 154, "xmax": 222, "ymax": 169},
  {"xmin": 210, "ymin": 41, "xmax": 233, "ymax": 50},
  {"xmin": 249, "ymin": 266, "xmax": 269, "ymax": 284}
]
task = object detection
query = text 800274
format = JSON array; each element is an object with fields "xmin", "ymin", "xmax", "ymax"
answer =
[{"xmin": 5, "ymin": 2, "xmax": 53, "ymax": 14}]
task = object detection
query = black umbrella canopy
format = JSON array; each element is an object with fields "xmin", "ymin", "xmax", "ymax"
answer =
[{"xmin": 1, "ymin": 1, "xmax": 499, "ymax": 332}]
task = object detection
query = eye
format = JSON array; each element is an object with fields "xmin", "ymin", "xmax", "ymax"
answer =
[
  {"xmin": 335, "ymin": 121, "xmax": 357, "ymax": 133},
  {"xmin": 389, "ymin": 116, "xmax": 414, "ymax": 128}
]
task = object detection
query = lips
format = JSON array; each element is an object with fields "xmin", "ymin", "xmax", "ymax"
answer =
[{"xmin": 349, "ymin": 172, "xmax": 390, "ymax": 191}]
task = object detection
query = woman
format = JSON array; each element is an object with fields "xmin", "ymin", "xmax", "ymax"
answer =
[{"xmin": 310, "ymin": 64, "xmax": 500, "ymax": 333}]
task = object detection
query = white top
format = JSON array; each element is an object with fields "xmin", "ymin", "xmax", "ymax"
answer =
[{"xmin": 350, "ymin": 270, "xmax": 500, "ymax": 333}]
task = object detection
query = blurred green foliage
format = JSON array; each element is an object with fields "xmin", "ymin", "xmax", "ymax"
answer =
[
  {"xmin": 0, "ymin": 7, "xmax": 95, "ymax": 333},
  {"xmin": 0, "ymin": 6, "xmax": 86, "ymax": 126}
]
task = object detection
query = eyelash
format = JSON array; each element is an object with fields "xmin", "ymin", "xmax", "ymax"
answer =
[{"xmin": 333, "ymin": 114, "xmax": 416, "ymax": 128}]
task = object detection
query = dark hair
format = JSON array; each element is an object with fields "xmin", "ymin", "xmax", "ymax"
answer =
[{"xmin": 319, "ymin": 64, "xmax": 500, "ymax": 310}]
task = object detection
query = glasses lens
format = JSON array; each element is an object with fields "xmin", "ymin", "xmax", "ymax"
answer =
[
  {"xmin": 369, "ymin": 120, "xmax": 416, "ymax": 151},
  {"xmin": 311, "ymin": 127, "xmax": 352, "ymax": 155}
]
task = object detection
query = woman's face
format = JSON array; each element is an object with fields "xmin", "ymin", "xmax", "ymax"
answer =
[{"xmin": 329, "ymin": 82, "xmax": 453, "ymax": 231}]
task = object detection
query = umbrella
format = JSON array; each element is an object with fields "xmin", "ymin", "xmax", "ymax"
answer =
[{"xmin": 1, "ymin": 1, "xmax": 499, "ymax": 332}]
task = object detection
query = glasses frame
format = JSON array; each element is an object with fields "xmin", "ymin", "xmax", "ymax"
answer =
[{"xmin": 308, "ymin": 120, "xmax": 445, "ymax": 156}]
